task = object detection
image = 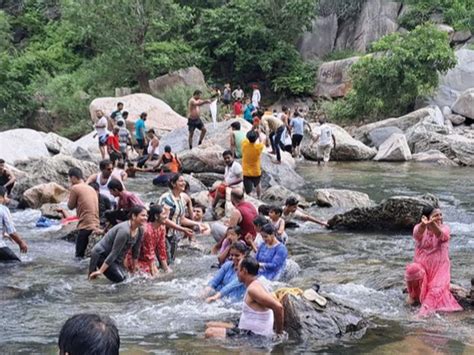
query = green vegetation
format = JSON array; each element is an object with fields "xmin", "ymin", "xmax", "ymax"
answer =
[
  {"xmin": 323, "ymin": 50, "xmax": 362, "ymax": 62},
  {"xmin": 325, "ymin": 24, "xmax": 456, "ymax": 122}
]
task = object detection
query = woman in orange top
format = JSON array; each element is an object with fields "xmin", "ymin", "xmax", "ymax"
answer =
[{"xmin": 154, "ymin": 145, "xmax": 182, "ymax": 173}]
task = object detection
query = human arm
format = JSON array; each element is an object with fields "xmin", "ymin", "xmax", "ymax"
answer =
[
  {"xmin": 277, "ymin": 219, "xmax": 285, "ymax": 237},
  {"xmin": 428, "ymin": 218, "xmax": 450, "ymax": 242},
  {"xmin": 332, "ymin": 134, "xmax": 337, "ymax": 149},
  {"xmin": 259, "ymin": 244, "xmax": 287, "ymax": 274},
  {"xmin": 10, "ymin": 232, "xmax": 28, "ymax": 253},
  {"xmin": 164, "ymin": 219, "xmax": 194, "ymax": 239},
  {"xmin": 248, "ymin": 284, "xmax": 284, "ymax": 334},
  {"xmin": 3, "ymin": 170, "xmax": 16, "ymax": 188},
  {"xmin": 67, "ymin": 187, "xmax": 77, "ymax": 210},
  {"xmin": 244, "ymin": 233, "xmax": 258, "ymax": 252},
  {"xmin": 295, "ymin": 209, "xmax": 328, "ymax": 227},
  {"xmin": 85, "ymin": 174, "xmax": 97, "ymax": 185},
  {"xmin": 226, "ymin": 209, "xmax": 241, "ymax": 228},
  {"xmin": 230, "ymin": 133, "xmax": 236, "ymax": 156}
]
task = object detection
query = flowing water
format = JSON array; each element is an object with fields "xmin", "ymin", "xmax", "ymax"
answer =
[{"xmin": 1, "ymin": 161, "xmax": 473, "ymax": 354}]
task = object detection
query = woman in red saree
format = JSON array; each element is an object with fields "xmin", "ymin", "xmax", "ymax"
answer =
[{"xmin": 405, "ymin": 206, "xmax": 462, "ymax": 316}]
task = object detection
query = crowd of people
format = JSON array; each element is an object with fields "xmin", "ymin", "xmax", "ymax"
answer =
[{"xmin": 0, "ymin": 84, "xmax": 466, "ymax": 348}]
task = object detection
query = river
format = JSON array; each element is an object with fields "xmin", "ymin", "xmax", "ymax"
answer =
[{"xmin": 1, "ymin": 161, "xmax": 473, "ymax": 354}]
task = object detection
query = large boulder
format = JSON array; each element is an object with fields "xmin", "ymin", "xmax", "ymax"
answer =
[
  {"xmin": 22, "ymin": 182, "xmax": 68, "ymax": 209},
  {"xmin": 451, "ymin": 88, "xmax": 474, "ymax": 120},
  {"xmin": 373, "ymin": 133, "xmax": 412, "ymax": 161},
  {"xmin": 302, "ymin": 124, "xmax": 377, "ymax": 161},
  {"xmin": 191, "ymin": 172, "xmax": 224, "ymax": 188},
  {"xmin": 61, "ymin": 131, "xmax": 101, "ymax": 161},
  {"xmin": 367, "ymin": 126, "xmax": 403, "ymax": 148},
  {"xmin": 89, "ymin": 93, "xmax": 187, "ymax": 133},
  {"xmin": 149, "ymin": 66, "xmax": 207, "ymax": 97},
  {"xmin": 327, "ymin": 193, "xmax": 439, "ymax": 231},
  {"xmin": 179, "ymin": 145, "xmax": 225, "ymax": 174},
  {"xmin": 298, "ymin": 14, "xmax": 338, "ymax": 60},
  {"xmin": 447, "ymin": 113, "xmax": 466, "ymax": 126},
  {"xmin": 315, "ymin": 189, "xmax": 373, "ymax": 209},
  {"xmin": 43, "ymin": 132, "xmax": 73, "ymax": 155},
  {"xmin": 315, "ymin": 56, "xmax": 360, "ymax": 98},
  {"xmin": 0, "ymin": 129, "xmax": 51, "ymax": 165},
  {"xmin": 182, "ymin": 174, "xmax": 207, "ymax": 194},
  {"xmin": 282, "ymin": 294, "xmax": 368, "ymax": 341},
  {"xmin": 260, "ymin": 152, "xmax": 304, "ymax": 189},
  {"xmin": 261, "ymin": 185, "xmax": 306, "ymax": 205},
  {"xmin": 40, "ymin": 203, "xmax": 65, "ymax": 219},
  {"xmin": 430, "ymin": 49, "xmax": 474, "ymax": 108},
  {"xmin": 411, "ymin": 150, "xmax": 457, "ymax": 166}
]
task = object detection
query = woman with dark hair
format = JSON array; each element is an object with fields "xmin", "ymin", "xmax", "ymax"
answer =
[
  {"xmin": 405, "ymin": 206, "xmax": 462, "ymax": 316},
  {"xmin": 255, "ymin": 224, "xmax": 288, "ymax": 281},
  {"xmin": 89, "ymin": 205, "xmax": 147, "ymax": 283},
  {"xmin": 158, "ymin": 174, "xmax": 201, "ymax": 262},
  {"xmin": 126, "ymin": 204, "xmax": 170, "ymax": 276},
  {"xmin": 203, "ymin": 242, "xmax": 248, "ymax": 303}
]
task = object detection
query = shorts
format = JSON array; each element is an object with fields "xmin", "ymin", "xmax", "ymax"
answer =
[
  {"xmin": 223, "ymin": 98, "xmax": 231, "ymax": 105},
  {"xmin": 188, "ymin": 117, "xmax": 204, "ymax": 132},
  {"xmin": 291, "ymin": 134, "xmax": 303, "ymax": 148},
  {"xmin": 317, "ymin": 144, "xmax": 332, "ymax": 162},
  {"xmin": 226, "ymin": 327, "xmax": 255, "ymax": 338},
  {"xmin": 98, "ymin": 135, "xmax": 108, "ymax": 147},
  {"xmin": 243, "ymin": 175, "xmax": 261, "ymax": 194},
  {"xmin": 136, "ymin": 138, "xmax": 146, "ymax": 150}
]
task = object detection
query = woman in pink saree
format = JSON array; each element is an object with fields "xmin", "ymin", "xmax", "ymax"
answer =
[{"xmin": 405, "ymin": 206, "xmax": 462, "ymax": 316}]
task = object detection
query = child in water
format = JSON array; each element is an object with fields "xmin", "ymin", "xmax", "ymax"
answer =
[{"xmin": 269, "ymin": 206, "xmax": 288, "ymax": 244}]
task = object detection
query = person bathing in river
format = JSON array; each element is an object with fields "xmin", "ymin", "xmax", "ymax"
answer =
[
  {"xmin": 86, "ymin": 159, "xmax": 120, "ymax": 206},
  {"xmin": 89, "ymin": 205, "xmax": 147, "ymax": 283},
  {"xmin": 191, "ymin": 204, "xmax": 211, "ymax": 236},
  {"xmin": 405, "ymin": 206, "xmax": 462, "ymax": 316},
  {"xmin": 203, "ymin": 242, "xmax": 247, "ymax": 303},
  {"xmin": 0, "ymin": 159, "xmax": 16, "ymax": 196},
  {"xmin": 105, "ymin": 179, "xmax": 144, "ymax": 226},
  {"xmin": 0, "ymin": 186, "xmax": 28, "ymax": 262},
  {"xmin": 245, "ymin": 215, "xmax": 268, "ymax": 253},
  {"xmin": 282, "ymin": 197, "xmax": 328, "ymax": 228},
  {"xmin": 255, "ymin": 224, "xmax": 288, "ymax": 281},
  {"xmin": 205, "ymin": 256, "xmax": 286, "ymax": 340},
  {"xmin": 213, "ymin": 226, "xmax": 242, "ymax": 266},
  {"xmin": 268, "ymin": 206, "xmax": 288, "ymax": 244}
]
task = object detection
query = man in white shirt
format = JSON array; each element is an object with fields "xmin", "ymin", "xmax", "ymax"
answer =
[
  {"xmin": 232, "ymin": 85, "xmax": 244, "ymax": 101},
  {"xmin": 212, "ymin": 150, "xmax": 243, "ymax": 210},
  {"xmin": 314, "ymin": 117, "xmax": 336, "ymax": 165},
  {"xmin": 95, "ymin": 110, "xmax": 109, "ymax": 159},
  {"xmin": 251, "ymin": 84, "xmax": 261, "ymax": 109}
]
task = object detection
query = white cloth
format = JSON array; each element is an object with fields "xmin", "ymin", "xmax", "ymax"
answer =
[
  {"xmin": 319, "ymin": 124, "xmax": 333, "ymax": 146},
  {"xmin": 0, "ymin": 205, "xmax": 16, "ymax": 248},
  {"xmin": 224, "ymin": 161, "xmax": 242, "ymax": 186},
  {"xmin": 210, "ymin": 100, "xmax": 218, "ymax": 128},
  {"xmin": 238, "ymin": 293, "xmax": 274, "ymax": 337},
  {"xmin": 147, "ymin": 140, "xmax": 159, "ymax": 156},
  {"xmin": 96, "ymin": 173, "xmax": 115, "ymax": 203},
  {"xmin": 252, "ymin": 89, "xmax": 261, "ymax": 108},
  {"xmin": 95, "ymin": 116, "xmax": 108, "ymax": 137}
]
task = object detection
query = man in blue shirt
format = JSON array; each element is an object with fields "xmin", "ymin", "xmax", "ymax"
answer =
[{"xmin": 135, "ymin": 112, "xmax": 147, "ymax": 154}]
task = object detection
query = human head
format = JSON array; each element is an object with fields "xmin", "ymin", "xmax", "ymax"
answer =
[
  {"xmin": 164, "ymin": 145, "xmax": 172, "ymax": 153},
  {"xmin": 148, "ymin": 204, "xmax": 167, "ymax": 224},
  {"xmin": 282, "ymin": 105, "xmax": 289, "ymax": 113},
  {"xmin": 117, "ymin": 102, "xmax": 123, "ymax": 110},
  {"xmin": 168, "ymin": 173, "xmax": 185, "ymax": 192},
  {"xmin": 140, "ymin": 112, "xmax": 147, "ymax": 120},
  {"xmin": 253, "ymin": 215, "xmax": 268, "ymax": 232},
  {"xmin": 122, "ymin": 111, "xmax": 129, "ymax": 119},
  {"xmin": 222, "ymin": 150, "xmax": 234, "ymax": 166},
  {"xmin": 261, "ymin": 223, "xmax": 276, "ymax": 245},
  {"xmin": 285, "ymin": 197, "xmax": 299, "ymax": 213},
  {"xmin": 238, "ymin": 256, "xmax": 259, "ymax": 282},
  {"xmin": 99, "ymin": 159, "xmax": 113, "ymax": 178},
  {"xmin": 193, "ymin": 90, "xmax": 202, "ymax": 99},
  {"xmin": 193, "ymin": 203, "xmax": 206, "ymax": 221},
  {"xmin": 88, "ymin": 182, "xmax": 100, "ymax": 194},
  {"xmin": 68, "ymin": 167, "xmax": 84, "ymax": 185},
  {"xmin": 229, "ymin": 242, "xmax": 248, "ymax": 267},
  {"xmin": 0, "ymin": 159, "xmax": 5, "ymax": 172},
  {"xmin": 96, "ymin": 110, "xmax": 104, "ymax": 118},
  {"xmin": 319, "ymin": 116, "xmax": 326, "ymax": 125},
  {"xmin": 147, "ymin": 129, "xmax": 155, "ymax": 138},
  {"xmin": 113, "ymin": 127, "xmax": 120, "ymax": 135},
  {"xmin": 258, "ymin": 204, "xmax": 270, "ymax": 216},
  {"xmin": 293, "ymin": 110, "xmax": 300, "ymax": 117},
  {"xmin": 127, "ymin": 161, "xmax": 135, "ymax": 168},
  {"xmin": 117, "ymin": 120, "xmax": 124, "ymax": 127},
  {"xmin": 107, "ymin": 179, "xmax": 124, "ymax": 197},
  {"xmin": 246, "ymin": 130, "xmax": 258, "ymax": 144},
  {"xmin": 58, "ymin": 313, "xmax": 120, "ymax": 355},
  {"xmin": 230, "ymin": 188, "xmax": 244, "ymax": 206},
  {"xmin": 421, "ymin": 205, "xmax": 442, "ymax": 224},
  {"xmin": 230, "ymin": 121, "xmax": 241, "ymax": 131},
  {"xmin": 128, "ymin": 205, "xmax": 148, "ymax": 226},
  {"xmin": 269, "ymin": 206, "xmax": 283, "ymax": 220},
  {"xmin": 225, "ymin": 226, "xmax": 241, "ymax": 241}
]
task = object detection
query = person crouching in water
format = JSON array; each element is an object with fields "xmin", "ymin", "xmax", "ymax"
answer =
[
  {"xmin": 105, "ymin": 179, "xmax": 144, "ymax": 226},
  {"xmin": 89, "ymin": 205, "xmax": 147, "ymax": 283}
]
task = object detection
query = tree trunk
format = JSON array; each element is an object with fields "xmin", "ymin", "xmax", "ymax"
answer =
[{"xmin": 137, "ymin": 71, "xmax": 152, "ymax": 94}]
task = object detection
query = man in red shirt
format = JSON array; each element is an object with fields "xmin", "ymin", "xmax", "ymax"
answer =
[
  {"xmin": 105, "ymin": 178, "xmax": 144, "ymax": 225},
  {"xmin": 107, "ymin": 127, "xmax": 121, "ymax": 164}
]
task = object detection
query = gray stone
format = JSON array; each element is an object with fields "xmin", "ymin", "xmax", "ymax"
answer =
[
  {"xmin": 0, "ymin": 129, "xmax": 51, "ymax": 165},
  {"xmin": 315, "ymin": 56, "xmax": 361, "ymax": 98},
  {"xmin": 451, "ymin": 30, "xmax": 472, "ymax": 43},
  {"xmin": 411, "ymin": 150, "xmax": 456, "ymax": 166},
  {"xmin": 298, "ymin": 14, "xmax": 338, "ymax": 60},
  {"xmin": 374, "ymin": 133, "xmax": 412, "ymax": 161},
  {"xmin": 115, "ymin": 87, "xmax": 131, "ymax": 97},
  {"xmin": 315, "ymin": 189, "xmax": 373, "ymax": 209},
  {"xmin": 435, "ymin": 24, "xmax": 454, "ymax": 35},
  {"xmin": 191, "ymin": 172, "xmax": 224, "ymax": 188},
  {"xmin": 183, "ymin": 174, "xmax": 207, "ymax": 193},
  {"xmin": 368, "ymin": 126, "xmax": 403, "ymax": 148},
  {"xmin": 149, "ymin": 66, "xmax": 206, "ymax": 96},
  {"xmin": 40, "ymin": 203, "xmax": 65, "ymax": 219},
  {"xmin": 22, "ymin": 182, "xmax": 68, "ymax": 209},
  {"xmin": 179, "ymin": 145, "xmax": 225, "ymax": 174},
  {"xmin": 328, "ymin": 193, "xmax": 439, "ymax": 231},
  {"xmin": 43, "ymin": 132, "xmax": 73, "ymax": 155},
  {"xmin": 262, "ymin": 185, "xmax": 306, "ymax": 205},
  {"xmin": 442, "ymin": 106, "xmax": 452, "ymax": 117},
  {"xmin": 447, "ymin": 113, "xmax": 466, "ymax": 126},
  {"xmin": 452, "ymin": 88, "xmax": 474, "ymax": 119}
]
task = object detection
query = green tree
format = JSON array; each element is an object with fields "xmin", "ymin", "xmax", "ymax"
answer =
[{"xmin": 326, "ymin": 24, "xmax": 456, "ymax": 121}]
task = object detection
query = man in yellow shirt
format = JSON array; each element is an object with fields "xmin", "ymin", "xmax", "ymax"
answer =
[{"xmin": 241, "ymin": 130, "xmax": 265, "ymax": 198}]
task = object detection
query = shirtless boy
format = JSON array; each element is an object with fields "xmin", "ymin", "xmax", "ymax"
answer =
[{"xmin": 188, "ymin": 90, "xmax": 211, "ymax": 149}]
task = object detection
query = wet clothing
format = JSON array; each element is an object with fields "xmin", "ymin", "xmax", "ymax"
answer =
[
  {"xmin": 243, "ymin": 104, "xmax": 255, "ymax": 123},
  {"xmin": 405, "ymin": 223, "xmax": 462, "ymax": 316},
  {"xmin": 232, "ymin": 131, "xmax": 246, "ymax": 158},
  {"xmin": 290, "ymin": 117, "xmax": 306, "ymax": 136},
  {"xmin": 270, "ymin": 126, "xmax": 285, "ymax": 162},
  {"xmin": 130, "ymin": 223, "xmax": 167, "ymax": 274},
  {"xmin": 0, "ymin": 205, "xmax": 20, "ymax": 262},
  {"xmin": 188, "ymin": 117, "xmax": 204, "ymax": 131},
  {"xmin": 291, "ymin": 134, "xmax": 303, "ymax": 148},
  {"xmin": 162, "ymin": 153, "xmax": 180, "ymax": 173},
  {"xmin": 208, "ymin": 260, "xmax": 245, "ymax": 302},
  {"xmin": 224, "ymin": 161, "xmax": 243, "ymax": 187},
  {"xmin": 256, "ymin": 242, "xmax": 288, "ymax": 281},
  {"xmin": 96, "ymin": 173, "xmax": 116, "ymax": 204},
  {"xmin": 98, "ymin": 193, "xmax": 112, "ymax": 226},
  {"xmin": 271, "ymin": 218, "xmax": 288, "ymax": 244},
  {"xmin": 159, "ymin": 191, "xmax": 186, "ymax": 261},
  {"xmin": 243, "ymin": 176, "xmax": 261, "ymax": 195},
  {"xmin": 117, "ymin": 191, "xmax": 144, "ymax": 211},
  {"xmin": 235, "ymin": 201, "xmax": 258, "ymax": 239},
  {"xmin": 68, "ymin": 183, "xmax": 99, "ymax": 231},
  {"xmin": 238, "ymin": 288, "xmax": 274, "ymax": 337},
  {"xmin": 0, "ymin": 169, "xmax": 14, "ymax": 195},
  {"xmin": 118, "ymin": 127, "xmax": 131, "ymax": 154}
]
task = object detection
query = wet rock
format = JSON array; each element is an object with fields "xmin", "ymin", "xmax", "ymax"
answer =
[
  {"xmin": 302, "ymin": 124, "xmax": 376, "ymax": 161},
  {"xmin": 0, "ymin": 128, "xmax": 51, "ymax": 165},
  {"xmin": 447, "ymin": 113, "xmax": 466, "ymax": 126},
  {"xmin": 40, "ymin": 203, "xmax": 64, "ymax": 219},
  {"xmin": 61, "ymin": 131, "xmax": 101, "ymax": 161},
  {"xmin": 22, "ymin": 182, "xmax": 68, "ymax": 209},
  {"xmin": 262, "ymin": 185, "xmax": 306, "ymax": 205},
  {"xmin": 149, "ymin": 66, "xmax": 207, "ymax": 96},
  {"xmin": 367, "ymin": 126, "xmax": 403, "ymax": 148},
  {"xmin": 411, "ymin": 150, "xmax": 457, "ymax": 166},
  {"xmin": 260, "ymin": 152, "xmax": 304, "ymax": 189},
  {"xmin": 183, "ymin": 174, "xmax": 207, "ymax": 193},
  {"xmin": 374, "ymin": 134, "xmax": 412, "ymax": 161},
  {"xmin": 315, "ymin": 56, "xmax": 360, "ymax": 98},
  {"xmin": 315, "ymin": 189, "xmax": 373, "ymax": 209},
  {"xmin": 282, "ymin": 294, "xmax": 368, "ymax": 341},
  {"xmin": 452, "ymin": 88, "xmax": 474, "ymax": 120},
  {"xmin": 192, "ymin": 172, "xmax": 224, "ymax": 188},
  {"xmin": 298, "ymin": 14, "xmax": 338, "ymax": 60},
  {"xmin": 327, "ymin": 193, "xmax": 439, "ymax": 232},
  {"xmin": 179, "ymin": 145, "xmax": 225, "ymax": 174},
  {"xmin": 44, "ymin": 132, "xmax": 73, "ymax": 155}
]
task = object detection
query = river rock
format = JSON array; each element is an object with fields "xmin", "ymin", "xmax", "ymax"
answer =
[
  {"xmin": 40, "ymin": 203, "xmax": 64, "ymax": 219},
  {"xmin": 367, "ymin": 126, "xmax": 403, "ymax": 148},
  {"xmin": 43, "ymin": 132, "xmax": 73, "ymax": 155},
  {"xmin": 314, "ymin": 56, "xmax": 360, "ymax": 98},
  {"xmin": 282, "ymin": 294, "xmax": 368, "ymax": 341},
  {"xmin": 411, "ymin": 150, "xmax": 457, "ymax": 166},
  {"xmin": 149, "ymin": 66, "xmax": 207, "ymax": 96},
  {"xmin": 435, "ymin": 24, "xmax": 454, "ymax": 35},
  {"xmin": 431, "ymin": 49, "xmax": 474, "ymax": 108},
  {"xmin": 262, "ymin": 185, "xmax": 306, "ymax": 205},
  {"xmin": 302, "ymin": 124, "xmax": 377, "ymax": 161},
  {"xmin": 61, "ymin": 131, "xmax": 100, "ymax": 160},
  {"xmin": 451, "ymin": 88, "xmax": 474, "ymax": 120},
  {"xmin": 192, "ymin": 173, "xmax": 224, "ymax": 187},
  {"xmin": 447, "ymin": 113, "xmax": 466, "ymax": 126},
  {"xmin": 22, "ymin": 182, "xmax": 68, "ymax": 209},
  {"xmin": 374, "ymin": 133, "xmax": 412, "ymax": 161},
  {"xmin": 260, "ymin": 152, "xmax": 304, "ymax": 189},
  {"xmin": 298, "ymin": 14, "xmax": 338, "ymax": 60},
  {"xmin": 0, "ymin": 129, "xmax": 51, "ymax": 165},
  {"xmin": 327, "ymin": 193, "xmax": 439, "ymax": 231},
  {"xmin": 315, "ymin": 189, "xmax": 373, "ymax": 209},
  {"xmin": 179, "ymin": 145, "xmax": 225, "ymax": 174},
  {"xmin": 89, "ymin": 93, "xmax": 187, "ymax": 133},
  {"xmin": 183, "ymin": 174, "xmax": 207, "ymax": 193}
]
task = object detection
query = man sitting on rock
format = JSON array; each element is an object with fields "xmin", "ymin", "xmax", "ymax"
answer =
[
  {"xmin": 205, "ymin": 256, "xmax": 286, "ymax": 340},
  {"xmin": 211, "ymin": 150, "xmax": 243, "ymax": 212},
  {"xmin": 0, "ymin": 186, "xmax": 28, "ymax": 262},
  {"xmin": 0, "ymin": 159, "xmax": 16, "ymax": 197}
]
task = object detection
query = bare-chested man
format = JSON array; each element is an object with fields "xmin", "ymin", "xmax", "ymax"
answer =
[
  {"xmin": 188, "ymin": 90, "xmax": 211, "ymax": 149},
  {"xmin": 205, "ymin": 256, "xmax": 286, "ymax": 340}
]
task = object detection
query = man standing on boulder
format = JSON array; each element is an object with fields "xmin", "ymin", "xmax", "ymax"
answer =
[
  {"xmin": 314, "ymin": 117, "xmax": 336, "ymax": 165},
  {"xmin": 188, "ymin": 90, "xmax": 211, "ymax": 149}
]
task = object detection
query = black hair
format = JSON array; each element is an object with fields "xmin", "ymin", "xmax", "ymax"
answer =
[
  {"xmin": 282, "ymin": 105, "xmax": 288, "ymax": 112},
  {"xmin": 258, "ymin": 204, "xmax": 270, "ymax": 216},
  {"xmin": 240, "ymin": 256, "xmax": 259, "ymax": 276},
  {"xmin": 117, "ymin": 102, "xmax": 123, "ymax": 106},
  {"xmin": 147, "ymin": 129, "xmax": 155, "ymax": 134},
  {"xmin": 117, "ymin": 120, "xmax": 124, "ymax": 127},
  {"xmin": 285, "ymin": 196, "xmax": 299, "ymax": 207},
  {"xmin": 127, "ymin": 161, "xmax": 134, "ymax": 167},
  {"xmin": 230, "ymin": 241, "xmax": 248, "ymax": 255},
  {"xmin": 222, "ymin": 150, "xmax": 233, "ymax": 158},
  {"xmin": 68, "ymin": 167, "xmax": 83, "ymax": 180},
  {"xmin": 193, "ymin": 90, "xmax": 202, "ymax": 96},
  {"xmin": 253, "ymin": 215, "xmax": 269, "ymax": 227},
  {"xmin": 261, "ymin": 223, "xmax": 276, "ymax": 235},
  {"xmin": 107, "ymin": 179, "xmax": 124, "ymax": 192},
  {"xmin": 246, "ymin": 130, "xmax": 258, "ymax": 143},
  {"xmin": 226, "ymin": 225, "xmax": 242, "ymax": 236},
  {"xmin": 116, "ymin": 161, "xmax": 125, "ymax": 169},
  {"xmin": 122, "ymin": 111, "xmax": 129, "ymax": 118},
  {"xmin": 230, "ymin": 121, "xmax": 241, "ymax": 130},
  {"xmin": 421, "ymin": 205, "xmax": 435, "ymax": 219},
  {"xmin": 269, "ymin": 206, "xmax": 283, "ymax": 216},
  {"xmin": 293, "ymin": 110, "xmax": 300, "ymax": 117},
  {"xmin": 0, "ymin": 159, "xmax": 5, "ymax": 164},
  {"xmin": 58, "ymin": 313, "xmax": 120, "ymax": 355},
  {"xmin": 99, "ymin": 159, "xmax": 112, "ymax": 171},
  {"xmin": 88, "ymin": 182, "xmax": 100, "ymax": 192},
  {"xmin": 140, "ymin": 112, "xmax": 147, "ymax": 118},
  {"xmin": 148, "ymin": 204, "xmax": 164, "ymax": 223},
  {"xmin": 0, "ymin": 185, "xmax": 6, "ymax": 197},
  {"xmin": 193, "ymin": 203, "xmax": 206, "ymax": 214},
  {"xmin": 164, "ymin": 145, "xmax": 171, "ymax": 153},
  {"xmin": 168, "ymin": 173, "xmax": 182, "ymax": 189},
  {"xmin": 128, "ymin": 205, "xmax": 147, "ymax": 219}
]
